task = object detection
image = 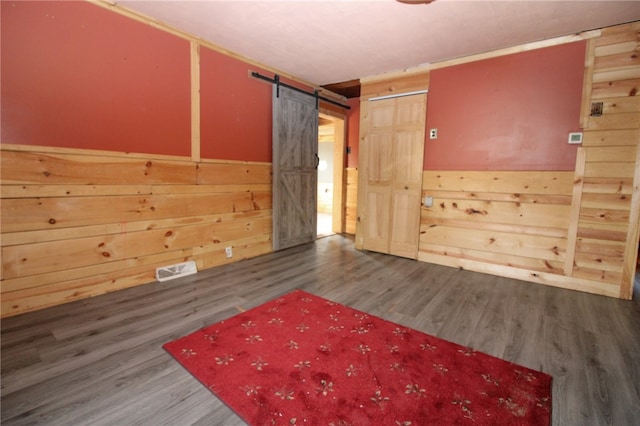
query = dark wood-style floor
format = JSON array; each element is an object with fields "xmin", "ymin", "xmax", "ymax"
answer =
[{"xmin": 2, "ymin": 235, "xmax": 639, "ymax": 425}]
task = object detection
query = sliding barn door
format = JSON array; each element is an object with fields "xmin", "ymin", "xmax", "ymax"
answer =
[
  {"xmin": 363, "ymin": 93, "xmax": 426, "ymax": 259},
  {"xmin": 272, "ymin": 85, "xmax": 318, "ymax": 251}
]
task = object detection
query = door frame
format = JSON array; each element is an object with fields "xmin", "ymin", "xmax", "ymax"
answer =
[{"xmin": 319, "ymin": 109, "xmax": 347, "ymax": 234}]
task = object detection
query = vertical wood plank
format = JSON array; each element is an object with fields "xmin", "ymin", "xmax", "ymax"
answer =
[
  {"xmin": 580, "ymin": 39, "xmax": 596, "ymax": 129},
  {"xmin": 565, "ymin": 148, "xmax": 587, "ymax": 276},
  {"xmin": 573, "ymin": 21, "xmax": 640, "ymax": 296},
  {"xmin": 190, "ymin": 41, "xmax": 201, "ymax": 162},
  {"xmin": 345, "ymin": 168, "xmax": 358, "ymax": 235},
  {"xmin": 332, "ymin": 116, "xmax": 346, "ymax": 234},
  {"xmin": 620, "ymin": 131, "xmax": 640, "ymax": 299},
  {"xmin": 355, "ymin": 99, "xmax": 369, "ymax": 250}
]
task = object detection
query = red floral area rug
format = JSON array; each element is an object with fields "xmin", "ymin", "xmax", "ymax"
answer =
[{"xmin": 164, "ymin": 290, "xmax": 552, "ymax": 425}]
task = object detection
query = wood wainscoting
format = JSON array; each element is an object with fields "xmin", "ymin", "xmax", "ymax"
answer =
[
  {"xmin": 417, "ymin": 171, "xmax": 624, "ymax": 297},
  {"xmin": 0, "ymin": 145, "xmax": 273, "ymax": 317},
  {"xmin": 363, "ymin": 21, "xmax": 639, "ymax": 300},
  {"xmin": 344, "ymin": 168, "xmax": 358, "ymax": 235}
]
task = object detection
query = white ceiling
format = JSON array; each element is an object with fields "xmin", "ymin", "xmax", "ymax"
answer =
[{"xmin": 118, "ymin": 0, "xmax": 640, "ymax": 86}]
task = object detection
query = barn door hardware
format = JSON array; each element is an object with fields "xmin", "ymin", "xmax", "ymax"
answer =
[{"xmin": 250, "ymin": 71, "xmax": 350, "ymax": 110}]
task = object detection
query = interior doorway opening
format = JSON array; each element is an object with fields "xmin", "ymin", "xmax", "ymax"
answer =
[{"xmin": 317, "ymin": 112, "xmax": 346, "ymax": 238}]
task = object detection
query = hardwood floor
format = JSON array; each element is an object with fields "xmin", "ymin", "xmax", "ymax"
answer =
[{"xmin": 2, "ymin": 234, "xmax": 639, "ymax": 425}]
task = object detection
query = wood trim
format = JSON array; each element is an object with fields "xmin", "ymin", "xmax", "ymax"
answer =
[
  {"xmin": 0, "ymin": 143, "xmax": 271, "ymax": 166},
  {"xmin": 193, "ymin": 157, "xmax": 271, "ymax": 166},
  {"xmin": 332, "ymin": 114, "xmax": 347, "ymax": 234},
  {"xmin": 0, "ymin": 143, "xmax": 193, "ymax": 162},
  {"xmin": 360, "ymin": 73, "xmax": 429, "ymax": 100},
  {"xmin": 564, "ymin": 147, "xmax": 586, "ymax": 275},
  {"xmin": 190, "ymin": 41, "xmax": 201, "ymax": 162},
  {"xmin": 418, "ymin": 250, "xmax": 620, "ymax": 298},
  {"xmin": 360, "ymin": 66, "xmax": 431, "ymax": 84},
  {"xmin": 429, "ymin": 30, "xmax": 601, "ymax": 72},
  {"xmin": 580, "ymin": 39, "xmax": 596, "ymax": 129},
  {"xmin": 620, "ymin": 131, "xmax": 640, "ymax": 299},
  {"xmin": 361, "ymin": 29, "xmax": 602, "ymax": 84},
  {"xmin": 354, "ymin": 99, "xmax": 369, "ymax": 250},
  {"xmin": 87, "ymin": 0, "xmax": 197, "ymax": 44},
  {"xmin": 344, "ymin": 168, "xmax": 358, "ymax": 235},
  {"xmin": 318, "ymin": 88, "xmax": 350, "ymax": 109},
  {"xmin": 88, "ymin": 1, "xmax": 312, "ymax": 88},
  {"xmin": 89, "ymin": 0, "xmax": 345, "ymax": 105}
]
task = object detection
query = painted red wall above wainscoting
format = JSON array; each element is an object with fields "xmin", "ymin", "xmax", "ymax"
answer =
[
  {"xmin": 425, "ymin": 41, "xmax": 586, "ymax": 171},
  {"xmin": 1, "ymin": 1, "xmax": 191, "ymax": 156},
  {"xmin": 200, "ymin": 47, "xmax": 272, "ymax": 163},
  {"xmin": 199, "ymin": 48, "xmax": 321, "ymax": 162}
]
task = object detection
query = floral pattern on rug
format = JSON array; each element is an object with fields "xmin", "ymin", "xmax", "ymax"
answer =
[{"xmin": 164, "ymin": 290, "xmax": 551, "ymax": 425}]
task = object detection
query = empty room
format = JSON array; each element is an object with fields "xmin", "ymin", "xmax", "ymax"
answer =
[{"xmin": 2, "ymin": 1, "xmax": 640, "ymax": 425}]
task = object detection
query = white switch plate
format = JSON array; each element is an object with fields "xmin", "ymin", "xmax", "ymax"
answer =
[
  {"xmin": 429, "ymin": 128, "xmax": 438, "ymax": 139},
  {"xmin": 225, "ymin": 246, "xmax": 233, "ymax": 258}
]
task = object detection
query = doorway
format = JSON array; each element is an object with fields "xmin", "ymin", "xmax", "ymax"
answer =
[{"xmin": 317, "ymin": 112, "xmax": 346, "ymax": 238}]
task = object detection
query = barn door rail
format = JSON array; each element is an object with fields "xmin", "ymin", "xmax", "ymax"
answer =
[{"xmin": 250, "ymin": 71, "xmax": 350, "ymax": 110}]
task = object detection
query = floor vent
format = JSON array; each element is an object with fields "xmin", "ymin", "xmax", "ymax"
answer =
[{"xmin": 155, "ymin": 261, "xmax": 198, "ymax": 282}]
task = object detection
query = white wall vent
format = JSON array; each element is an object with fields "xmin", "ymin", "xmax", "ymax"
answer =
[{"xmin": 155, "ymin": 261, "xmax": 198, "ymax": 282}]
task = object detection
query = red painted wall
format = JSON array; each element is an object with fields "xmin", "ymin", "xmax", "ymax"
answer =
[
  {"xmin": 1, "ymin": 1, "xmax": 191, "ymax": 156},
  {"xmin": 3, "ymin": 1, "xmax": 585, "ymax": 170},
  {"xmin": 199, "ymin": 46, "xmax": 318, "ymax": 162},
  {"xmin": 200, "ymin": 48, "xmax": 273, "ymax": 162},
  {"xmin": 346, "ymin": 98, "xmax": 360, "ymax": 168},
  {"xmin": 424, "ymin": 41, "xmax": 586, "ymax": 171}
]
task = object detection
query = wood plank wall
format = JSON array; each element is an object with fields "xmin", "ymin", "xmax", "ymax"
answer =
[
  {"xmin": 356, "ymin": 22, "xmax": 639, "ymax": 299},
  {"xmin": 570, "ymin": 22, "xmax": 640, "ymax": 299},
  {"xmin": 1, "ymin": 1, "xmax": 349, "ymax": 318},
  {"xmin": 418, "ymin": 22, "xmax": 639, "ymax": 299},
  {"xmin": 418, "ymin": 171, "xmax": 621, "ymax": 297},
  {"xmin": 345, "ymin": 168, "xmax": 358, "ymax": 235},
  {"xmin": 2, "ymin": 21, "xmax": 636, "ymax": 317},
  {"xmin": 0, "ymin": 146, "xmax": 273, "ymax": 317}
]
